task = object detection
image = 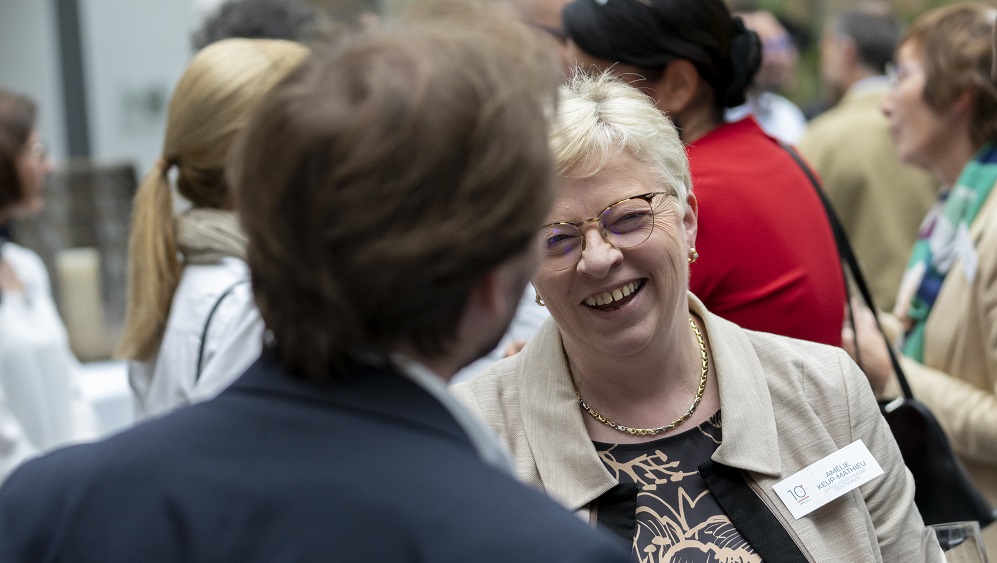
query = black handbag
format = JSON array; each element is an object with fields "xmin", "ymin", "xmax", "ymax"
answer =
[
  {"xmin": 880, "ymin": 395, "xmax": 995, "ymax": 526},
  {"xmin": 781, "ymin": 143, "xmax": 996, "ymax": 527}
]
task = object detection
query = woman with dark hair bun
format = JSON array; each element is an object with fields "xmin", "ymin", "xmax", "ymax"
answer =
[
  {"xmin": 0, "ymin": 88, "xmax": 97, "ymax": 482},
  {"xmin": 562, "ymin": 0, "xmax": 847, "ymax": 347}
]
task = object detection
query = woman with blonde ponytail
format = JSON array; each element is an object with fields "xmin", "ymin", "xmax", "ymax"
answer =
[{"xmin": 118, "ymin": 38, "xmax": 308, "ymax": 419}]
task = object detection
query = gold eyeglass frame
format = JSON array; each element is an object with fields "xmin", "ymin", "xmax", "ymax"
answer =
[{"xmin": 538, "ymin": 191, "xmax": 670, "ymax": 271}]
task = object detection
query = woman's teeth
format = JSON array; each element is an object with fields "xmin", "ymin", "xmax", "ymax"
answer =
[{"xmin": 584, "ymin": 280, "xmax": 642, "ymax": 307}]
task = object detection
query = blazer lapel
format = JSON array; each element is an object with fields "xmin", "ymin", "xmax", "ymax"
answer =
[
  {"xmin": 517, "ymin": 320, "xmax": 618, "ymax": 512},
  {"xmin": 691, "ymin": 295, "xmax": 784, "ymax": 478},
  {"xmin": 969, "ymin": 185, "xmax": 997, "ymax": 242}
]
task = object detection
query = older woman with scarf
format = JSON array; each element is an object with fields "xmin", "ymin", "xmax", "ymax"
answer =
[
  {"xmin": 845, "ymin": 4, "xmax": 997, "ymax": 557},
  {"xmin": 117, "ymin": 39, "xmax": 308, "ymax": 419},
  {"xmin": 555, "ymin": 0, "xmax": 846, "ymax": 347},
  {"xmin": 454, "ymin": 71, "xmax": 941, "ymax": 562}
]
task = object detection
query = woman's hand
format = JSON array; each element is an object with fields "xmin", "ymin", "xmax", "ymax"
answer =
[{"xmin": 841, "ymin": 298, "xmax": 896, "ymax": 396}]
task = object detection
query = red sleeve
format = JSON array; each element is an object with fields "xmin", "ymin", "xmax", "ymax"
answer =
[{"xmin": 687, "ymin": 120, "xmax": 845, "ymax": 346}]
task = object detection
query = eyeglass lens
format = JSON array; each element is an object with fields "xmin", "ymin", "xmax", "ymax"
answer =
[{"xmin": 538, "ymin": 195, "xmax": 656, "ymax": 271}]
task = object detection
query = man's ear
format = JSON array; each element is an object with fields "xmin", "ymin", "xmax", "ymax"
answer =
[
  {"xmin": 840, "ymin": 36, "xmax": 859, "ymax": 70},
  {"xmin": 471, "ymin": 268, "xmax": 504, "ymax": 315},
  {"xmin": 470, "ymin": 250, "xmax": 535, "ymax": 316},
  {"xmin": 648, "ymin": 59, "xmax": 702, "ymax": 115}
]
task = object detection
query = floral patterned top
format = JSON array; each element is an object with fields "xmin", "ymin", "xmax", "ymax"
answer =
[{"xmin": 594, "ymin": 411, "xmax": 762, "ymax": 562}]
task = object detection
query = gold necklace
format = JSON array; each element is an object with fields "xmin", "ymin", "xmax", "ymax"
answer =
[{"xmin": 570, "ymin": 317, "xmax": 709, "ymax": 437}]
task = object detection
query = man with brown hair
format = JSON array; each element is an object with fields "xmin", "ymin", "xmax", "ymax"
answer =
[{"xmin": 0, "ymin": 4, "xmax": 628, "ymax": 561}]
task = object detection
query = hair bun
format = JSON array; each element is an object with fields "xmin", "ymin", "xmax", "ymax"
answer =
[{"xmin": 723, "ymin": 16, "xmax": 762, "ymax": 108}]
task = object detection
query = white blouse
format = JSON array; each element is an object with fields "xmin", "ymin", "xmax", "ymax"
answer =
[
  {"xmin": 0, "ymin": 243, "xmax": 98, "ymax": 483},
  {"xmin": 128, "ymin": 257, "xmax": 264, "ymax": 420}
]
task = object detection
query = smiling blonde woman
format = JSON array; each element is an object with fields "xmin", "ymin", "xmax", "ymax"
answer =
[{"xmin": 454, "ymin": 71, "xmax": 942, "ymax": 562}]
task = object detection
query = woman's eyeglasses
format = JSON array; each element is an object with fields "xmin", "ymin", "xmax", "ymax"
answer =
[
  {"xmin": 538, "ymin": 191, "xmax": 670, "ymax": 271},
  {"xmin": 885, "ymin": 62, "xmax": 921, "ymax": 89}
]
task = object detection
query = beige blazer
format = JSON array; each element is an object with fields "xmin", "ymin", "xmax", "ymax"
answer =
[
  {"xmin": 454, "ymin": 295, "xmax": 941, "ymax": 562},
  {"xmin": 799, "ymin": 83, "xmax": 937, "ymax": 311},
  {"xmin": 886, "ymin": 184, "xmax": 997, "ymax": 554}
]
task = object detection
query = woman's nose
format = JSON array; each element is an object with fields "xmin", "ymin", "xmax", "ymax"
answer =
[{"xmin": 576, "ymin": 226, "xmax": 622, "ymax": 277}]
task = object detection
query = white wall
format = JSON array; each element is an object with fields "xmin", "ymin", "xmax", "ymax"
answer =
[
  {"xmin": 194, "ymin": 0, "xmax": 228, "ymax": 20},
  {"xmin": 78, "ymin": 0, "xmax": 198, "ymax": 175},
  {"xmin": 0, "ymin": 0, "xmax": 67, "ymax": 162},
  {"xmin": 0, "ymin": 1, "xmax": 208, "ymax": 174}
]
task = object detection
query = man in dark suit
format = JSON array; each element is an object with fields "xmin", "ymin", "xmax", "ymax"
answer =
[{"xmin": 0, "ymin": 5, "xmax": 629, "ymax": 561}]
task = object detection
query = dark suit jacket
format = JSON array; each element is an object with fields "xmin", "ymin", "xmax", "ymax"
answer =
[{"xmin": 0, "ymin": 353, "xmax": 628, "ymax": 562}]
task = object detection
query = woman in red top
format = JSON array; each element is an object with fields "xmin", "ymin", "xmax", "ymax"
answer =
[{"xmin": 562, "ymin": 0, "xmax": 845, "ymax": 345}]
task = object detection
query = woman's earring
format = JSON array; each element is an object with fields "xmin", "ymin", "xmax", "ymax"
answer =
[
  {"xmin": 688, "ymin": 248, "xmax": 699, "ymax": 264},
  {"xmin": 535, "ymin": 291, "xmax": 545, "ymax": 307}
]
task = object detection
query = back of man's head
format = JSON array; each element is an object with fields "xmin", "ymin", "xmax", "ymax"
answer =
[
  {"xmin": 230, "ymin": 1, "xmax": 560, "ymax": 380},
  {"xmin": 831, "ymin": 3, "xmax": 903, "ymax": 76},
  {"xmin": 491, "ymin": 0, "xmax": 574, "ymax": 75}
]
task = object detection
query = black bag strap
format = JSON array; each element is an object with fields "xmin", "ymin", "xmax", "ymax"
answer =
[
  {"xmin": 778, "ymin": 143, "xmax": 915, "ymax": 399},
  {"xmin": 195, "ymin": 279, "xmax": 250, "ymax": 384}
]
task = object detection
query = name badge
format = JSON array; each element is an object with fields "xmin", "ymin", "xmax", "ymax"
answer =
[{"xmin": 773, "ymin": 440, "xmax": 885, "ymax": 519}]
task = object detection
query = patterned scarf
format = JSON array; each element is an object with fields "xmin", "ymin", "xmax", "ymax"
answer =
[{"xmin": 897, "ymin": 143, "xmax": 997, "ymax": 361}]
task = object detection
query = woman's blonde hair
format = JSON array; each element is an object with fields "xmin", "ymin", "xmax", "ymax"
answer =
[
  {"xmin": 117, "ymin": 38, "xmax": 308, "ymax": 361},
  {"xmin": 549, "ymin": 71, "xmax": 691, "ymax": 204}
]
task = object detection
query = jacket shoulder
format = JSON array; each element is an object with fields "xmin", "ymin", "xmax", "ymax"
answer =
[
  {"xmin": 451, "ymin": 356, "xmax": 522, "ymax": 434},
  {"xmin": 743, "ymin": 329, "xmax": 864, "ymax": 414},
  {"xmin": 0, "ymin": 390, "xmax": 629, "ymax": 562},
  {"xmin": 800, "ymin": 100, "xmax": 884, "ymax": 156}
]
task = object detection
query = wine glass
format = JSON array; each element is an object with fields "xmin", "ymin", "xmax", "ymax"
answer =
[{"xmin": 931, "ymin": 521, "xmax": 989, "ymax": 563}]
